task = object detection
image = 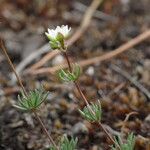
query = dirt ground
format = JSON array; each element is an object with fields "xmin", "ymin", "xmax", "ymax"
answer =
[{"xmin": 0, "ymin": 0, "xmax": 150, "ymax": 150}]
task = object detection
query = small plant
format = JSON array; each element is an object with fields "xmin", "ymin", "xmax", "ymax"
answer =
[
  {"xmin": 49, "ymin": 136, "xmax": 78, "ymax": 150},
  {"xmin": 58, "ymin": 63, "xmax": 81, "ymax": 82},
  {"xmin": 14, "ymin": 88, "xmax": 49, "ymax": 111},
  {"xmin": 60, "ymin": 136, "xmax": 78, "ymax": 150},
  {"xmin": 45, "ymin": 25, "xmax": 119, "ymax": 147},
  {"xmin": 1, "ymin": 21, "xmax": 137, "ymax": 149},
  {"xmin": 0, "ymin": 41, "xmax": 58, "ymax": 149},
  {"xmin": 79, "ymin": 101, "xmax": 102, "ymax": 122},
  {"xmin": 111, "ymin": 133, "xmax": 135, "ymax": 150}
]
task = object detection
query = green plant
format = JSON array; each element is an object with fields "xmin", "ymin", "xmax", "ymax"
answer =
[
  {"xmin": 79, "ymin": 101, "xmax": 102, "ymax": 122},
  {"xmin": 14, "ymin": 88, "xmax": 49, "ymax": 111},
  {"xmin": 1, "ymin": 20, "xmax": 137, "ymax": 149},
  {"xmin": 45, "ymin": 25, "xmax": 117, "ymax": 147},
  {"xmin": 60, "ymin": 136, "xmax": 78, "ymax": 150},
  {"xmin": 111, "ymin": 133, "xmax": 135, "ymax": 150},
  {"xmin": 49, "ymin": 136, "xmax": 78, "ymax": 150},
  {"xmin": 0, "ymin": 41, "xmax": 58, "ymax": 150},
  {"xmin": 45, "ymin": 25, "xmax": 71, "ymax": 50},
  {"xmin": 58, "ymin": 63, "xmax": 81, "ymax": 82},
  {"xmin": 45, "ymin": 25, "xmax": 135, "ymax": 150}
]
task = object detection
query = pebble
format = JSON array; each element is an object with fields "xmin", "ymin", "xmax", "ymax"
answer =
[
  {"xmin": 52, "ymin": 55, "xmax": 64, "ymax": 65},
  {"xmin": 9, "ymin": 120, "xmax": 24, "ymax": 128},
  {"xmin": 145, "ymin": 114, "xmax": 150, "ymax": 122},
  {"xmin": 24, "ymin": 113, "xmax": 34, "ymax": 128},
  {"xmin": 86, "ymin": 66, "xmax": 95, "ymax": 76},
  {"xmin": 54, "ymin": 119, "xmax": 63, "ymax": 129},
  {"xmin": 72, "ymin": 122, "xmax": 88, "ymax": 134}
]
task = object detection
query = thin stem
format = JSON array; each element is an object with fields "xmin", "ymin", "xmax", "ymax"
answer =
[
  {"xmin": 74, "ymin": 81, "xmax": 90, "ymax": 106},
  {"xmin": 63, "ymin": 52, "xmax": 72, "ymax": 72},
  {"xmin": 74, "ymin": 80, "xmax": 98, "ymax": 118},
  {"xmin": 33, "ymin": 111, "xmax": 59, "ymax": 150},
  {"xmin": 0, "ymin": 40, "xmax": 27, "ymax": 96},
  {"xmin": 63, "ymin": 52, "xmax": 96, "ymax": 112},
  {"xmin": 98, "ymin": 123, "xmax": 121, "ymax": 150},
  {"xmin": 0, "ymin": 40, "xmax": 58, "ymax": 149},
  {"xmin": 98, "ymin": 122, "xmax": 116, "ymax": 144},
  {"xmin": 63, "ymin": 52, "xmax": 88, "ymax": 105},
  {"xmin": 63, "ymin": 51, "xmax": 120, "ymax": 148}
]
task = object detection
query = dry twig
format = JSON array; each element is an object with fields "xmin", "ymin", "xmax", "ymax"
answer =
[
  {"xmin": 73, "ymin": 1, "xmax": 118, "ymax": 22},
  {"xmin": 13, "ymin": 0, "xmax": 102, "ymax": 81},
  {"xmin": 121, "ymin": 112, "xmax": 138, "ymax": 135},
  {"xmin": 111, "ymin": 64, "xmax": 150, "ymax": 100},
  {"xmin": 28, "ymin": 30, "xmax": 150, "ymax": 76}
]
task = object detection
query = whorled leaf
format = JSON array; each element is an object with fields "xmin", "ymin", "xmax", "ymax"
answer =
[
  {"xmin": 58, "ymin": 63, "xmax": 81, "ymax": 82},
  {"xmin": 111, "ymin": 133, "xmax": 135, "ymax": 150},
  {"xmin": 14, "ymin": 88, "xmax": 49, "ymax": 111},
  {"xmin": 60, "ymin": 135, "xmax": 78, "ymax": 150},
  {"xmin": 79, "ymin": 101, "xmax": 102, "ymax": 122},
  {"xmin": 49, "ymin": 135, "xmax": 78, "ymax": 150}
]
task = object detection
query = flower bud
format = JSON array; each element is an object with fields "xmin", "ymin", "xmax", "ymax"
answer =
[{"xmin": 45, "ymin": 25, "xmax": 71, "ymax": 50}]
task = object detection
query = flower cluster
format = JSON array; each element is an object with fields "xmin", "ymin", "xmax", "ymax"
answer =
[{"xmin": 45, "ymin": 25, "xmax": 71, "ymax": 50}]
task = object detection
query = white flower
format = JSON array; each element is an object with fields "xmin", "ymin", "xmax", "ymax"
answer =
[
  {"xmin": 56, "ymin": 25, "xmax": 71, "ymax": 38},
  {"xmin": 45, "ymin": 28, "xmax": 58, "ymax": 40},
  {"xmin": 45, "ymin": 25, "xmax": 71, "ymax": 40}
]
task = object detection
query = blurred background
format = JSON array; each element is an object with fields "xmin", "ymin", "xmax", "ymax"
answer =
[{"xmin": 0, "ymin": 0, "xmax": 150, "ymax": 150}]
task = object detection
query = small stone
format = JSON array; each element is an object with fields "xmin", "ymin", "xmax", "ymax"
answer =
[
  {"xmin": 128, "ymin": 87, "xmax": 139, "ymax": 107},
  {"xmin": 86, "ymin": 66, "xmax": 95, "ymax": 76},
  {"xmin": 54, "ymin": 119, "xmax": 63, "ymax": 129},
  {"xmin": 52, "ymin": 55, "xmax": 64, "ymax": 65},
  {"xmin": 59, "ymin": 99, "xmax": 69, "ymax": 109},
  {"xmin": 24, "ymin": 113, "xmax": 34, "ymax": 127},
  {"xmin": 72, "ymin": 122, "xmax": 88, "ymax": 134},
  {"xmin": 145, "ymin": 114, "xmax": 150, "ymax": 122},
  {"xmin": 9, "ymin": 120, "xmax": 24, "ymax": 128}
]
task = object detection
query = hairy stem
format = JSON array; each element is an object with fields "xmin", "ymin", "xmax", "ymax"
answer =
[
  {"xmin": 0, "ymin": 40, "xmax": 58, "ymax": 149},
  {"xmin": 63, "ymin": 51, "xmax": 120, "ymax": 147}
]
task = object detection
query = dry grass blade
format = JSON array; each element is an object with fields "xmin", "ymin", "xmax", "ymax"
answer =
[
  {"xmin": 28, "ymin": 30, "xmax": 150, "ymax": 75},
  {"xmin": 111, "ymin": 64, "xmax": 150, "ymax": 100},
  {"xmin": 26, "ymin": 0, "xmax": 103, "ymax": 72}
]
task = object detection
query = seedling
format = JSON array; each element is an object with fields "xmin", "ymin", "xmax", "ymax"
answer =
[
  {"xmin": 49, "ymin": 136, "xmax": 78, "ymax": 150},
  {"xmin": 111, "ymin": 133, "xmax": 135, "ymax": 150}
]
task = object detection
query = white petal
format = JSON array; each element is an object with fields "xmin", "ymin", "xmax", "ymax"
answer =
[{"xmin": 46, "ymin": 25, "xmax": 71, "ymax": 40}]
